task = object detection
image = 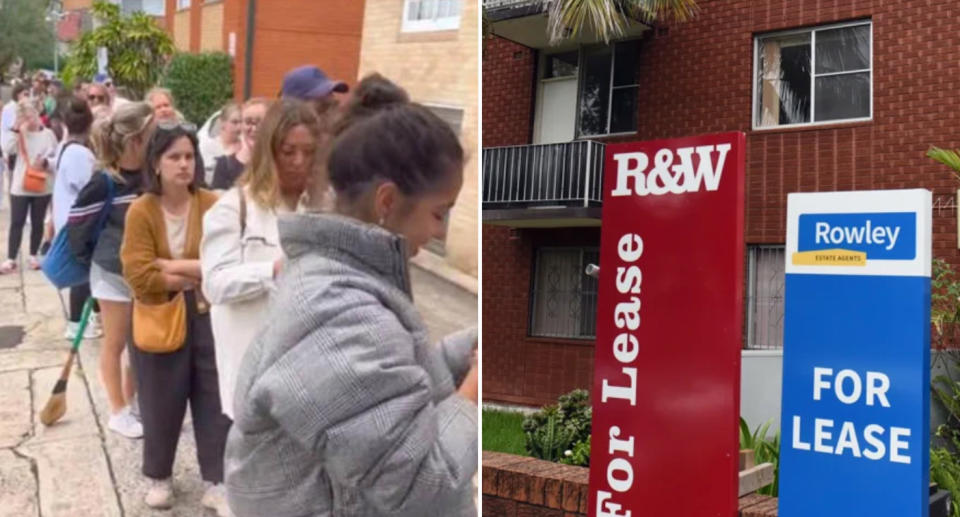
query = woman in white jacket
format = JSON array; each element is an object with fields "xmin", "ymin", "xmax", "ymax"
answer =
[{"xmin": 200, "ymin": 99, "xmax": 324, "ymax": 419}]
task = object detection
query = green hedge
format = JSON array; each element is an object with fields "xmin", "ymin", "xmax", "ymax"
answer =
[{"xmin": 160, "ymin": 52, "xmax": 234, "ymax": 126}]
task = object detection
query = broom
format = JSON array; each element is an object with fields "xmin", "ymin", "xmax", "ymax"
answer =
[{"xmin": 39, "ymin": 297, "xmax": 95, "ymax": 426}]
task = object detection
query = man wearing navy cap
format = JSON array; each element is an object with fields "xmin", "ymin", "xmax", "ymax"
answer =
[{"xmin": 280, "ymin": 65, "xmax": 348, "ymax": 117}]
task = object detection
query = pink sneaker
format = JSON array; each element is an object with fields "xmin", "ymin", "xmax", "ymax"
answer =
[
  {"xmin": 0, "ymin": 259, "xmax": 15, "ymax": 274},
  {"xmin": 28, "ymin": 256, "xmax": 40, "ymax": 270}
]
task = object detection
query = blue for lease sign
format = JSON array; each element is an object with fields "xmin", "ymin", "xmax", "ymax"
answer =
[{"xmin": 780, "ymin": 190, "xmax": 931, "ymax": 517}]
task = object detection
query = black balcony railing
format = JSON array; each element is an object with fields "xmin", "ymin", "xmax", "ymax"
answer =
[
  {"xmin": 482, "ymin": 140, "xmax": 605, "ymax": 209},
  {"xmin": 482, "ymin": 0, "xmax": 545, "ymax": 22}
]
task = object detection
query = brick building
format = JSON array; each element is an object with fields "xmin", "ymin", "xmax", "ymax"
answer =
[
  {"xmin": 358, "ymin": 0, "xmax": 478, "ymax": 280},
  {"xmin": 162, "ymin": 0, "xmax": 365, "ymax": 100},
  {"xmin": 481, "ymin": 0, "xmax": 960, "ymax": 415}
]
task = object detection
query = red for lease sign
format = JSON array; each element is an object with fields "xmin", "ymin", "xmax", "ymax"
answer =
[{"xmin": 588, "ymin": 132, "xmax": 746, "ymax": 517}]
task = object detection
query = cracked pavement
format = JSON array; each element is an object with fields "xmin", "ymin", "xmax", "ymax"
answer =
[{"xmin": 0, "ymin": 203, "xmax": 478, "ymax": 517}]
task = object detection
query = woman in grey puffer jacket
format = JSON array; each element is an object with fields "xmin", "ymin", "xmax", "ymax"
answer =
[{"xmin": 224, "ymin": 77, "xmax": 478, "ymax": 517}]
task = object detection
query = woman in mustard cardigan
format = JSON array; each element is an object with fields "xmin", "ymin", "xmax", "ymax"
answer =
[{"xmin": 120, "ymin": 122, "xmax": 231, "ymax": 516}]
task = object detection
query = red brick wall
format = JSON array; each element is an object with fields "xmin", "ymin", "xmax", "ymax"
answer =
[
  {"xmin": 482, "ymin": 226, "xmax": 599, "ymax": 406},
  {"xmin": 482, "ymin": 0, "xmax": 960, "ymax": 406},
  {"xmin": 481, "ymin": 451, "xmax": 779, "ymax": 516},
  {"xmin": 482, "ymin": 36, "xmax": 535, "ymax": 147}
]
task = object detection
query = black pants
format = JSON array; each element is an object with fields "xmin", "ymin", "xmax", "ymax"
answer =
[
  {"xmin": 130, "ymin": 291, "xmax": 231, "ymax": 482},
  {"xmin": 68, "ymin": 283, "xmax": 100, "ymax": 323},
  {"xmin": 8, "ymin": 194, "xmax": 50, "ymax": 260}
]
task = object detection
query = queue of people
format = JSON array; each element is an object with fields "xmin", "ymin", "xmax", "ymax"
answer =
[{"xmin": 2, "ymin": 64, "xmax": 478, "ymax": 517}]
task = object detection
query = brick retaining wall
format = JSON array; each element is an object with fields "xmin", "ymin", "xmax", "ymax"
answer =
[{"xmin": 482, "ymin": 451, "xmax": 779, "ymax": 516}]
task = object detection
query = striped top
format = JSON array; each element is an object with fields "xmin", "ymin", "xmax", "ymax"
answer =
[{"xmin": 66, "ymin": 169, "xmax": 144, "ymax": 274}]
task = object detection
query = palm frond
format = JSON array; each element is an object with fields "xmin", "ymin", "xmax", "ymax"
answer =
[
  {"xmin": 546, "ymin": 0, "xmax": 699, "ymax": 45},
  {"xmin": 928, "ymin": 146, "xmax": 960, "ymax": 182}
]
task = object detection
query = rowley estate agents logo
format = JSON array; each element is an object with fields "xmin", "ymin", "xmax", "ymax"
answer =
[{"xmin": 792, "ymin": 212, "xmax": 916, "ymax": 266}]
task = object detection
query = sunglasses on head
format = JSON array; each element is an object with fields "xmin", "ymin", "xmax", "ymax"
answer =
[{"xmin": 156, "ymin": 120, "xmax": 197, "ymax": 133}]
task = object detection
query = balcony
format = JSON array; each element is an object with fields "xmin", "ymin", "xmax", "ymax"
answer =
[
  {"xmin": 483, "ymin": 0, "xmax": 650, "ymax": 50},
  {"xmin": 483, "ymin": 140, "xmax": 604, "ymax": 227}
]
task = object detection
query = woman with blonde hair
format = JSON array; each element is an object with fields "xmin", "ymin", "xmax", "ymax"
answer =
[
  {"xmin": 200, "ymin": 102, "xmax": 242, "ymax": 186},
  {"xmin": 210, "ymin": 97, "xmax": 270, "ymax": 190},
  {"xmin": 145, "ymin": 87, "xmax": 178, "ymax": 122},
  {"xmin": 66, "ymin": 101, "xmax": 155, "ymax": 439},
  {"xmin": 201, "ymin": 99, "xmax": 322, "ymax": 420},
  {"xmin": 1, "ymin": 99, "xmax": 58, "ymax": 273}
]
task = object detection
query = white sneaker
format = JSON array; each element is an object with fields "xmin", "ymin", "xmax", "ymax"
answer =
[
  {"xmin": 0, "ymin": 259, "xmax": 15, "ymax": 274},
  {"xmin": 83, "ymin": 314, "xmax": 103, "ymax": 339},
  {"xmin": 144, "ymin": 477, "xmax": 174, "ymax": 509},
  {"xmin": 27, "ymin": 255, "xmax": 40, "ymax": 270},
  {"xmin": 64, "ymin": 321, "xmax": 80, "ymax": 341},
  {"xmin": 107, "ymin": 406, "xmax": 143, "ymax": 439},
  {"xmin": 201, "ymin": 482, "xmax": 232, "ymax": 517}
]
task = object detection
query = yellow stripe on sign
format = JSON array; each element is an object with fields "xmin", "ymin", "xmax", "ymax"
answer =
[{"xmin": 792, "ymin": 249, "xmax": 867, "ymax": 266}]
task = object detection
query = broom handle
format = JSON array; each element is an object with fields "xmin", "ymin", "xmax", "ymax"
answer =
[
  {"xmin": 71, "ymin": 298, "xmax": 95, "ymax": 353},
  {"xmin": 53, "ymin": 298, "xmax": 95, "ymax": 388}
]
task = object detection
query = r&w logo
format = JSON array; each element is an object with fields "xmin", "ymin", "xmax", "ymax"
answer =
[{"xmin": 611, "ymin": 144, "xmax": 732, "ymax": 197}]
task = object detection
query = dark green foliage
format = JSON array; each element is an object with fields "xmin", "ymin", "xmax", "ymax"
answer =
[
  {"xmin": 160, "ymin": 52, "xmax": 234, "ymax": 126},
  {"xmin": 522, "ymin": 389, "xmax": 592, "ymax": 464},
  {"xmin": 61, "ymin": 1, "xmax": 174, "ymax": 98},
  {"xmin": 0, "ymin": 0, "xmax": 56, "ymax": 74}
]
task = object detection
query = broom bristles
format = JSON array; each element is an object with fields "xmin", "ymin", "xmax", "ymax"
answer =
[{"xmin": 39, "ymin": 393, "xmax": 66, "ymax": 426}]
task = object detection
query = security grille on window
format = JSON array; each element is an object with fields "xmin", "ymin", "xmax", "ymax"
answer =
[
  {"xmin": 754, "ymin": 20, "xmax": 871, "ymax": 128},
  {"xmin": 746, "ymin": 245, "xmax": 785, "ymax": 350},
  {"xmin": 530, "ymin": 248, "xmax": 599, "ymax": 339},
  {"xmin": 578, "ymin": 40, "xmax": 639, "ymax": 137},
  {"xmin": 403, "ymin": 0, "xmax": 461, "ymax": 33}
]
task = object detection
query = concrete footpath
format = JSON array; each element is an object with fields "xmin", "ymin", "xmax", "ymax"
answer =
[{"xmin": 0, "ymin": 203, "xmax": 478, "ymax": 516}]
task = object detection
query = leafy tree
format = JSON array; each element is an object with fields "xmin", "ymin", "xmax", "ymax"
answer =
[
  {"xmin": 160, "ymin": 52, "xmax": 234, "ymax": 125},
  {"xmin": 0, "ymin": 0, "xmax": 56, "ymax": 75},
  {"xmin": 61, "ymin": 1, "xmax": 174, "ymax": 98}
]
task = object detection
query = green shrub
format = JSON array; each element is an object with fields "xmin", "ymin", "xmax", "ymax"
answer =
[
  {"xmin": 160, "ymin": 52, "xmax": 234, "ymax": 125},
  {"xmin": 560, "ymin": 434, "xmax": 591, "ymax": 467},
  {"xmin": 523, "ymin": 389, "xmax": 592, "ymax": 464},
  {"xmin": 739, "ymin": 417, "xmax": 780, "ymax": 496}
]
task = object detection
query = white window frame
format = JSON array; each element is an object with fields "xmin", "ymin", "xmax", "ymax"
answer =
[
  {"xmin": 752, "ymin": 19, "xmax": 873, "ymax": 131},
  {"xmin": 176, "ymin": 0, "xmax": 191, "ymax": 10},
  {"xmin": 575, "ymin": 40, "xmax": 641, "ymax": 139},
  {"xmin": 402, "ymin": 0, "xmax": 461, "ymax": 33}
]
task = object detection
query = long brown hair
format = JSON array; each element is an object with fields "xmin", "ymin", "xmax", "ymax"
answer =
[{"xmin": 237, "ymin": 99, "xmax": 321, "ymax": 210}]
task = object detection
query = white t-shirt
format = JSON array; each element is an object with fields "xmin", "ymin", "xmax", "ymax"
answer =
[
  {"xmin": 0, "ymin": 101, "xmax": 17, "ymax": 160},
  {"xmin": 52, "ymin": 141, "xmax": 96, "ymax": 233},
  {"xmin": 163, "ymin": 208, "xmax": 188, "ymax": 259},
  {"xmin": 2, "ymin": 128, "xmax": 58, "ymax": 196}
]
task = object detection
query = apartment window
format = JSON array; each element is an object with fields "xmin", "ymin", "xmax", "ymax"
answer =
[
  {"xmin": 402, "ymin": 0, "xmax": 460, "ymax": 32},
  {"xmin": 578, "ymin": 40, "xmax": 639, "ymax": 137},
  {"xmin": 176, "ymin": 0, "xmax": 190, "ymax": 9},
  {"xmin": 746, "ymin": 245, "xmax": 785, "ymax": 350},
  {"xmin": 530, "ymin": 248, "xmax": 599, "ymax": 339},
  {"xmin": 754, "ymin": 20, "xmax": 872, "ymax": 129}
]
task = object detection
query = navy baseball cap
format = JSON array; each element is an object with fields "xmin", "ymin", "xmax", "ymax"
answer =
[{"xmin": 280, "ymin": 65, "xmax": 348, "ymax": 100}]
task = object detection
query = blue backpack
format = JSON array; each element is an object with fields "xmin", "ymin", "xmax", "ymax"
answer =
[{"xmin": 42, "ymin": 174, "xmax": 115, "ymax": 289}]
